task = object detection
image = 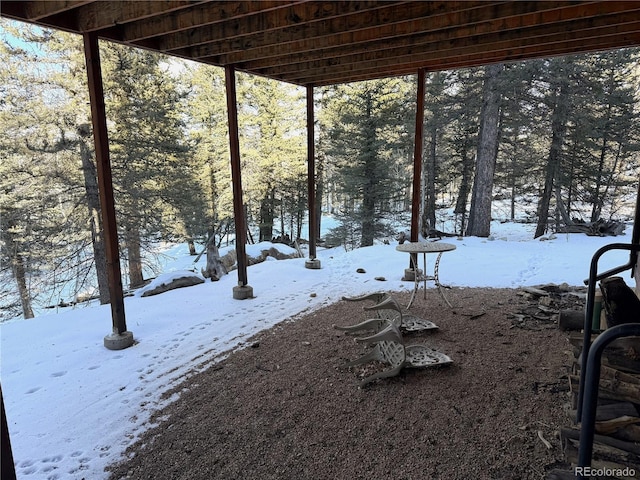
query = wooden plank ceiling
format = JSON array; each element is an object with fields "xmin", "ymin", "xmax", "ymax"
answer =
[{"xmin": 2, "ymin": 1, "xmax": 640, "ymax": 86}]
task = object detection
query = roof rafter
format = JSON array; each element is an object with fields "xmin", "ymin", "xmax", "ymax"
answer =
[
  {"xmin": 230, "ymin": 2, "xmax": 639, "ymax": 72},
  {"xmin": 253, "ymin": 14, "xmax": 640, "ymax": 83},
  {"xmin": 101, "ymin": 1, "xmax": 307, "ymax": 44},
  {"xmin": 176, "ymin": 1, "xmax": 504, "ymax": 59},
  {"xmin": 2, "ymin": 0, "xmax": 639, "ymax": 86},
  {"xmin": 290, "ymin": 30, "xmax": 640, "ymax": 86},
  {"xmin": 158, "ymin": 0, "xmax": 395, "ymax": 52}
]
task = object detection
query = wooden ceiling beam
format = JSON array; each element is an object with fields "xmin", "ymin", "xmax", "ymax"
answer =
[
  {"xmin": 73, "ymin": 1, "xmax": 197, "ymax": 32},
  {"xmin": 251, "ymin": 11, "xmax": 640, "ymax": 79},
  {"xmin": 172, "ymin": 0, "xmax": 499, "ymax": 58},
  {"xmin": 102, "ymin": 1, "xmax": 304, "ymax": 43},
  {"xmin": 158, "ymin": 0, "xmax": 425, "ymax": 53},
  {"xmin": 0, "ymin": 1, "xmax": 91, "ymax": 21},
  {"xmin": 287, "ymin": 28, "xmax": 640, "ymax": 85},
  {"xmin": 294, "ymin": 25, "xmax": 640, "ymax": 85},
  {"xmin": 2, "ymin": 1, "xmax": 640, "ymax": 87},
  {"xmin": 218, "ymin": 1, "xmax": 634, "ymax": 68}
]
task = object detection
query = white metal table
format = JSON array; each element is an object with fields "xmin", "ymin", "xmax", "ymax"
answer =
[{"xmin": 395, "ymin": 241, "xmax": 456, "ymax": 309}]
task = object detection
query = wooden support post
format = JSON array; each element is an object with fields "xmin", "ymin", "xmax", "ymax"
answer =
[
  {"xmin": 633, "ymin": 181, "xmax": 640, "ymax": 296},
  {"xmin": 225, "ymin": 65, "xmax": 253, "ymax": 299},
  {"xmin": 411, "ymin": 69, "xmax": 426, "ymax": 243},
  {"xmin": 405, "ymin": 69, "xmax": 426, "ymax": 280},
  {"xmin": 306, "ymin": 84, "xmax": 321, "ymax": 269},
  {"xmin": 83, "ymin": 33, "xmax": 133, "ymax": 350},
  {"xmin": 1, "ymin": 386, "xmax": 16, "ymax": 480}
]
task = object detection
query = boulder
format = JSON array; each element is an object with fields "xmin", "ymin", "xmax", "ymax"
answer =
[{"xmin": 140, "ymin": 271, "xmax": 205, "ymax": 297}]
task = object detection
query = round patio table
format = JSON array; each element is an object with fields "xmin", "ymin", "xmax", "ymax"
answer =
[{"xmin": 395, "ymin": 241, "xmax": 456, "ymax": 309}]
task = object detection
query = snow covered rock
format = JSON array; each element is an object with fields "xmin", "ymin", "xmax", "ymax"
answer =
[{"xmin": 139, "ymin": 271, "xmax": 205, "ymax": 297}]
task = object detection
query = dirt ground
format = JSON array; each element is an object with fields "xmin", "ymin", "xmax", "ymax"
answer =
[{"xmin": 107, "ymin": 287, "xmax": 576, "ymax": 480}]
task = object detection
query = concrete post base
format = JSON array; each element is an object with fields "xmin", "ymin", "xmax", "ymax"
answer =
[
  {"xmin": 402, "ymin": 268, "xmax": 422, "ymax": 282},
  {"xmin": 104, "ymin": 331, "xmax": 134, "ymax": 350},
  {"xmin": 305, "ymin": 259, "xmax": 321, "ymax": 269},
  {"xmin": 233, "ymin": 285, "xmax": 254, "ymax": 300}
]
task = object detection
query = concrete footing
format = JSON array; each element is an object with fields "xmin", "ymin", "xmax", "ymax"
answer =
[
  {"xmin": 233, "ymin": 285, "xmax": 254, "ymax": 300},
  {"xmin": 305, "ymin": 259, "xmax": 322, "ymax": 269},
  {"xmin": 402, "ymin": 268, "xmax": 422, "ymax": 282},
  {"xmin": 104, "ymin": 331, "xmax": 134, "ymax": 350}
]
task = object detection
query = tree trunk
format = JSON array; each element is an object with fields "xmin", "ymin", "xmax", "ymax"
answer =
[
  {"xmin": 259, "ymin": 190, "xmax": 274, "ymax": 242},
  {"xmin": 421, "ymin": 124, "xmax": 437, "ymax": 235},
  {"xmin": 78, "ymin": 129, "xmax": 110, "ymax": 304},
  {"xmin": 315, "ymin": 150, "xmax": 324, "ymax": 241},
  {"xmin": 360, "ymin": 95, "xmax": 377, "ymax": 247},
  {"xmin": 535, "ymin": 60, "xmax": 570, "ymax": 239},
  {"xmin": 202, "ymin": 240, "xmax": 227, "ymax": 281},
  {"xmin": 125, "ymin": 224, "xmax": 144, "ymax": 289},
  {"xmin": 566, "ymin": 135, "xmax": 579, "ymax": 218},
  {"xmin": 280, "ymin": 201, "xmax": 286, "ymax": 241},
  {"xmin": 454, "ymin": 150, "xmax": 474, "ymax": 234},
  {"xmin": 361, "ymin": 175, "xmax": 375, "ymax": 246},
  {"xmin": 467, "ymin": 63, "xmax": 503, "ymax": 237},
  {"xmin": 8, "ymin": 236, "xmax": 34, "ymax": 319},
  {"xmin": 187, "ymin": 240, "xmax": 196, "ymax": 255},
  {"xmin": 591, "ymin": 104, "xmax": 611, "ymax": 222},
  {"xmin": 297, "ymin": 191, "xmax": 305, "ymax": 241}
]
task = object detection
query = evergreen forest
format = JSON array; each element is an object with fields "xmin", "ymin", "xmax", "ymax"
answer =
[{"xmin": 1, "ymin": 23, "xmax": 639, "ymax": 321}]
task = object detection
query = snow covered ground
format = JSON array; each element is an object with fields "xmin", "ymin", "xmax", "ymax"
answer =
[{"xmin": 1, "ymin": 219, "xmax": 637, "ymax": 480}]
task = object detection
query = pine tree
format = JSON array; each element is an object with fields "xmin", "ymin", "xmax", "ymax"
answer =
[
  {"xmin": 323, "ymin": 78, "xmax": 412, "ymax": 247},
  {"xmin": 101, "ymin": 44, "xmax": 194, "ymax": 287},
  {"xmin": 467, "ymin": 63, "xmax": 504, "ymax": 237},
  {"xmin": 578, "ymin": 50, "xmax": 640, "ymax": 222},
  {"xmin": 496, "ymin": 61, "xmax": 548, "ymax": 222},
  {"xmin": 421, "ymin": 71, "xmax": 455, "ymax": 235},
  {"xmin": 534, "ymin": 58, "xmax": 570, "ymax": 238},
  {"xmin": 1, "ymin": 23, "xmax": 106, "ymax": 316},
  {"xmin": 188, "ymin": 64, "xmax": 234, "ymax": 245},
  {"xmin": 237, "ymin": 75, "xmax": 306, "ymax": 243},
  {"xmin": 450, "ymin": 68, "xmax": 483, "ymax": 233}
]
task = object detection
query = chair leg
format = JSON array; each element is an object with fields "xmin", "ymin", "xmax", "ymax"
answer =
[
  {"xmin": 359, "ymin": 363, "xmax": 405, "ymax": 387},
  {"xmin": 345, "ymin": 347, "xmax": 381, "ymax": 367},
  {"xmin": 355, "ymin": 323, "xmax": 403, "ymax": 345},
  {"xmin": 333, "ymin": 318, "xmax": 382, "ymax": 334}
]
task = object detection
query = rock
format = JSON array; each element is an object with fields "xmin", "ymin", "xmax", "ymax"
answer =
[
  {"xmin": 246, "ymin": 243, "xmax": 300, "ymax": 266},
  {"xmin": 521, "ymin": 286, "xmax": 550, "ymax": 297},
  {"xmin": 140, "ymin": 272, "xmax": 205, "ymax": 297}
]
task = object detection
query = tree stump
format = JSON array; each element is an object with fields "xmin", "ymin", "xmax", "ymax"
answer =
[{"xmin": 202, "ymin": 241, "xmax": 228, "ymax": 281}]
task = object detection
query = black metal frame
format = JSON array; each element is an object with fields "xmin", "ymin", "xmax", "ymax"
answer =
[
  {"xmin": 573, "ymin": 183, "xmax": 640, "ymax": 475},
  {"xmin": 576, "ymin": 323, "xmax": 640, "ymax": 477},
  {"xmin": 577, "ymin": 242, "xmax": 640, "ymax": 423}
]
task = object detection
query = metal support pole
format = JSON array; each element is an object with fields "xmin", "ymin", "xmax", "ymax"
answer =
[
  {"xmin": 83, "ymin": 33, "xmax": 133, "ymax": 350},
  {"xmin": 225, "ymin": 65, "xmax": 253, "ymax": 299},
  {"xmin": 306, "ymin": 84, "xmax": 321, "ymax": 269}
]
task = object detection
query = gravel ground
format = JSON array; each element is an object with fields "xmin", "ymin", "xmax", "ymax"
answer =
[{"xmin": 107, "ymin": 287, "xmax": 574, "ymax": 480}]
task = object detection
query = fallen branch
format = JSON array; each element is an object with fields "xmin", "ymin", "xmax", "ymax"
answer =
[{"xmin": 537, "ymin": 430, "xmax": 553, "ymax": 450}]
